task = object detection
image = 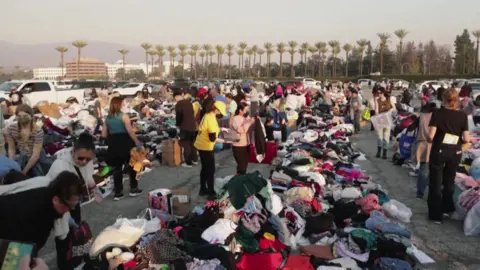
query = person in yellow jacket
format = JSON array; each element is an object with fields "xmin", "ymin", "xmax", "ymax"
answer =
[{"xmin": 194, "ymin": 101, "xmax": 227, "ymax": 199}]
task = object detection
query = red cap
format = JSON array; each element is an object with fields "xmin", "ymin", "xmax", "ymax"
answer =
[{"xmin": 197, "ymin": 88, "xmax": 207, "ymax": 97}]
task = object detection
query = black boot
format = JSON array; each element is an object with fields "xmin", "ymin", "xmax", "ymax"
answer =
[
  {"xmin": 375, "ymin": 147, "xmax": 381, "ymax": 158},
  {"xmin": 382, "ymin": 149, "xmax": 387, "ymax": 159}
]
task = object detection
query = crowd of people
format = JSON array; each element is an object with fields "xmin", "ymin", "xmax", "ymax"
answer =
[{"xmin": 0, "ymin": 77, "xmax": 476, "ymax": 269}]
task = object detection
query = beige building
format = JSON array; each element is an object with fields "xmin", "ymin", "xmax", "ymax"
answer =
[{"xmin": 65, "ymin": 58, "xmax": 107, "ymax": 80}]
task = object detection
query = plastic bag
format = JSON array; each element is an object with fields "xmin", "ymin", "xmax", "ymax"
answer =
[
  {"xmin": 361, "ymin": 108, "xmax": 371, "ymax": 121},
  {"xmin": 464, "ymin": 201, "xmax": 480, "ymax": 236},
  {"xmin": 382, "ymin": 199, "xmax": 412, "ymax": 223}
]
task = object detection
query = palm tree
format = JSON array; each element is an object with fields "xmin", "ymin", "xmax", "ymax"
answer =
[
  {"xmin": 167, "ymin": 46, "xmax": 176, "ymax": 77},
  {"xmin": 237, "ymin": 49, "xmax": 244, "ymax": 76},
  {"xmin": 276, "ymin": 42, "xmax": 286, "ymax": 77},
  {"xmin": 300, "ymin": 42, "xmax": 310, "ymax": 75},
  {"xmin": 72, "ymin": 40, "xmax": 87, "ymax": 80},
  {"xmin": 251, "ymin": 45, "xmax": 259, "ymax": 76},
  {"xmin": 377, "ymin": 32, "xmax": 391, "ymax": 74},
  {"xmin": 307, "ymin": 47, "xmax": 318, "ymax": 77},
  {"xmin": 226, "ymin": 44, "xmax": 235, "ymax": 79},
  {"xmin": 148, "ymin": 50, "xmax": 156, "ymax": 77},
  {"xmin": 472, "ymin": 30, "xmax": 480, "ymax": 74},
  {"xmin": 264, "ymin": 42, "xmax": 274, "ymax": 78},
  {"xmin": 257, "ymin": 49, "xmax": 265, "ymax": 77},
  {"xmin": 156, "ymin": 45, "xmax": 165, "ymax": 77},
  {"xmin": 178, "ymin": 44, "xmax": 188, "ymax": 78},
  {"xmin": 314, "ymin": 42, "xmax": 327, "ymax": 77},
  {"xmin": 298, "ymin": 48, "xmax": 306, "ymax": 76},
  {"xmin": 190, "ymin": 44, "xmax": 200, "ymax": 79},
  {"xmin": 55, "ymin": 46, "xmax": 68, "ymax": 80},
  {"xmin": 118, "ymin": 49, "xmax": 129, "ymax": 80},
  {"xmin": 246, "ymin": 48, "xmax": 254, "ymax": 76},
  {"xmin": 356, "ymin": 39, "xmax": 368, "ymax": 75},
  {"xmin": 140, "ymin": 43, "xmax": 153, "ymax": 75},
  {"xmin": 199, "ymin": 51, "xmax": 206, "ymax": 78},
  {"xmin": 394, "ymin": 29, "xmax": 409, "ymax": 73},
  {"xmin": 328, "ymin": 41, "xmax": 340, "ymax": 77},
  {"xmin": 342, "ymin": 43, "xmax": 352, "ymax": 77},
  {"xmin": 215, "ymin": 45, "xmax": 225, "ymax": 78},
  {"xmin": 202, "ymin": 44, "xmax": 213, "ymax": 79},
  {"xmin": 238, "ymin": 42, "xmax": 248, "ymax": 77},
  {"xmin": 208, "ymin": 51, "xmax": 215, "ymax": 78},
  {"xmin": 288, "ymin": 41, "xmax": 298, "ymax": 77},
  {"xmin": 188, "ymin": 50, "xmax": 195, "ymax": 76}
]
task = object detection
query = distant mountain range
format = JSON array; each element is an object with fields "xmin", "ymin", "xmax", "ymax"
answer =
[{"xmin": 0, "ymin": 40, "xmax": 148, "ymax": 70}]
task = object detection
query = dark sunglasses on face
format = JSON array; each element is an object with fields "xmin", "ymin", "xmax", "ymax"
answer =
[{"xmin": 60, "ymin": 197, "xmax": 77, "ymax": 210}]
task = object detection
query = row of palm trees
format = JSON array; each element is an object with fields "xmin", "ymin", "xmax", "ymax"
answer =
[{"xmin": 55, "ymin": 29, "xmax": 480, "ymax": 80}]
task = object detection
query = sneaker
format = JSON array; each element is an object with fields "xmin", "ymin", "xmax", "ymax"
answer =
[
  {"xmin": 432, "ymin": 220, "xmax": 443, "ymax": 225},
  {"xmin": 409, "ymin": 171, "xmax": 419, "ymax": 177},
  {"xmin": 192, "ymin": 161, "xmax": 198, "ymax": 165},
  {"xmin": 416, "ymin": 194, "xmax": 423, "ymax": 199},
  {"xmin": 113, "ymin": 193, "xmax": 124, "ymax": 201},
  {"xmin": 181, "ymin": 163, "xmax": 192, "ymax": 168},
  {"xmin": 198, "ymin": 189, "xmax": 208, "ymax": 196},
  {"xmin": 129, "ymin": 188, "xmax": 143, "ymax": 197}
]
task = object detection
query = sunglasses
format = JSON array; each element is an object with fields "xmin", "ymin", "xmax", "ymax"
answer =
[{"xmin": 59, "ymin": 197, "xmax": 78, "ymax": 210}]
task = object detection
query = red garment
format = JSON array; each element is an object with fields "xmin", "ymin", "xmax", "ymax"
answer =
[
  {"xmin": 259, "ymin": 238, "xmax": 287, "ymax": 252},
  {"xmin": 44, "ymin": 118, "xmax": 70, "ymax": 136},
  {"xmin": 236, "ymin": 253, "xmax": 283, "ymax": 270},
  {"xmin": 305, "ymin": 92, "xmax": 312, "ymax": 106},
  {"xmin": 311, "ymin": 199, "xmax": 322, "ymax": 213},
  {"xmin": 283, "ymin": 256, "xmax": 314, "ymax": 270}
]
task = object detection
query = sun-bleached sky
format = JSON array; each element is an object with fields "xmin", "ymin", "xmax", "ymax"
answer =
[{"xmin": 1, "ymin": 0, "xmax": 479, "ymax": 47}]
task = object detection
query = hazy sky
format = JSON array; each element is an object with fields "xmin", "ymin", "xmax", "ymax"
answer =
[{"xmin": 2, "ymin": 0, "xmax": 480, "ymax": 47}]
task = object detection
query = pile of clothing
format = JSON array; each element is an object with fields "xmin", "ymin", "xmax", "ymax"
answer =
[{"xmin": 86, "ymin": 115, "xmax": 433, "ymax": 270}]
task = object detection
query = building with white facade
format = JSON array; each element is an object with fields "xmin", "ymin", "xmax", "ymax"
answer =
[
  {"xmin": 106, "ymin": 61, "xmax": 145, "ymax": 79},
  {"xmin": 33, "ymin": 67, "xmax": 65, "ymax": 80}
]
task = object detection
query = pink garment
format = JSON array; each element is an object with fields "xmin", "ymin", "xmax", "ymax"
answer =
[
  {"xmin": 231, "ymin": 115, "xmax": 252, "ymax": 147},
  {"xmin": 356, "ymin": 194, "xmax": 382, "ymax": 214},
  {"xmin": 459, "ymin": 188, "xmax": 480, "ymax": 211},
  {"xmin": 456, "ymin": 172, "xmax": 479, "ymax": 187}
]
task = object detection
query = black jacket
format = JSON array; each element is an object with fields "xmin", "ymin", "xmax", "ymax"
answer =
[
  {"xmin": 0, "ymin": 187, "xmax": 59, "ymax": 250},
  {"xmin": 175, "ymin": 99, "xmax": 196, "ymax": 132},
  {"xmin": 201, "ymin": 96, "xmax": 214, "ymax": 118}
]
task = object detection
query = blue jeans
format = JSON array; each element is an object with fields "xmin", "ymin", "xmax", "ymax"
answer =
[
  {"xmin": 376, "ymin": 127, "xmax": 391, "ymax": 149},
  {"xmin": 16, "ymin": 150, "xmax": 52, "ymax": 177},
  {"xmin": 417, "ymin": 162, "xmax": 429, "ymax": 197}
]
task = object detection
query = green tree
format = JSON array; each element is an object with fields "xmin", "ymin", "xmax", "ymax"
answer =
[
  {"xmin": 202, "ymin": 44, "xmax": 212, "ymax": 79},
  {"xmin": 356, "ymin": 39, "xmax": 368, "ymax": 75},
  {"xmin": 472, "ymin": 30, "xmax": 480, "ymax": 74},
  {"xmin": 115, "ymin": 68, "xmax": 126, "ymax": 80},
  {"xmin": 300, "ymin": 42, "xmax": 310, "ymax": 75},
  {"xmin": 298, "ymin": 48, "xmax": 306, "ymax": 75},
  {"xmin": 148, "ymin": 50, "xmax": 156, "ymax": 77},
  {"xmin": 236, "ymin": 49, "xmax": 244, "ymax": 77},
  {"xmin": 199, "ymin": 51, "xmax": 206, "ymax": 78},
  {"xmin": 118, "ymin": 49, "xmax": 129, "ymax": 80},
  {"xmin": 72, "ymin": 40, "xmax": 87, "ymax": 80},
  {"xmin": 328, "ymin": 41, "xmax": 340, "ymax": 77},
  {"xmin": 288, "ymin": 41, "xmax": 298, "ymax": 77},
  {"xmin": 55, "ymin": 46, "xmax": 68, "ymax": 80},
  {"xmin": 264, "ymin": 42, "xmax": 274, "ymax": 78},
  {"xmin": 226, "ymin": 44, "xmax": 235, "ymax": 79},
  {"xmin": 315, "ymin": 42, "xmax": 327, "ymax": 77},
  {"xmin": 190, "ymin": 44, "xmax": 200, "ymax": 79},
  {"xmin": 167, "ymin": 46, "xmax": 176, "ymax": 78},
  {"xmin": 140, "ymin": 43, "xmax": 153, "ymax": 75},
  {"xmin": 307, "ymin": 46, "xmax": 318, "ymax": 77},
  {"xmin": 238, "ymin": 42, "xmax": 248, "ymax": 77},
  {"xmin": 208, "ymin": 50, "xmax": 215, "ymax": 78},
  {"xmin": 276, "ymin": 42, "xmax": 286, "ymax": 77},
  {"xmin": 342, "ymin": 43, "xmax": 352, "ymax": 76},
  {"xmin": 178, "ymin": 44, "xmax": 188, "ymax": 78},
  {"xmin": 246, "ymin": 48, "xmax": 254, "ymax": 77},
  {"xmin": 377, "ymin": 32, "xmax": 391, "ymax": 74},
  {"xmin": 454, "ymin": 29, "xmax": 475, "ymax": 74},
  {"xmin": 156, "ymin": 45, "xmax": 165, "ymax": 77},
  {"xmin": 188, "ymin": 50, "xmax": 195, "ymax": 77},
  {"xmin": 394, "ymin": 29, "xmax": 409, "ymax": 73},
  {"xmin": 257, "ymin": 49, "xmax": 265, "ymax": 77},
  {"xmin": 215, "ymin": 45, "xmax": 225, "ymax": 78}
]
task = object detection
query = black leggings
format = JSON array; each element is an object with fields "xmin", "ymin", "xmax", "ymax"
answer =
[
  {"xmin": 113, "ymin": 164, "xmax": 138, "ymax": 194},
  {"xmin": 232, "ymin": 146, "xmax": 250, "ymax": 174},
  {"xmin": 198, "ymin": 150, "xmax": 215, "ymax": 194}
]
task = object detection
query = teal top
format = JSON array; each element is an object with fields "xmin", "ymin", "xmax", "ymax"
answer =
[{"xmin": 106, "ymin": 113, "xmax": 127, "ymax": 134}]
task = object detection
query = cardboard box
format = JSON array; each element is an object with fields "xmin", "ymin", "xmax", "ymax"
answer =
[
  {"xmin": 148, "ymin": 188, "xmax": 193, "ymax": 218},
  {"xmin": 161, "ymin": 139, "xmax": 181, "ymax": 167}
]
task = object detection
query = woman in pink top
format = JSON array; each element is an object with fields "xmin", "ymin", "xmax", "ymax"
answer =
[{"xmin": 231, "ymin": 102, "xmax": 255, "ymax": 174}]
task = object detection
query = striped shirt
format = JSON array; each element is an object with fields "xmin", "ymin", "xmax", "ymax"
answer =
[{"xmin": 6, "ymin": 125, "xmax": 44, "ymax": 155}]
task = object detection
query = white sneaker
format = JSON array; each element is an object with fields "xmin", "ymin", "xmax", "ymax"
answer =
[
  {"xmin": 192, "ymin": 161, "xmax": 198, "ymax": 165},
  {"xmin": 181, "ymin": 163, "xmax": 192, "ymax": 168}
]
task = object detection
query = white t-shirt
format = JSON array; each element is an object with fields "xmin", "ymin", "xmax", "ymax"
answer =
[
  {"xmin": 286, "ymin": 95, "xmax": 298, "ymax": 110},
  {"xmin": 250, "ymin": 88, "xmax": 259, "ymax": 102}
]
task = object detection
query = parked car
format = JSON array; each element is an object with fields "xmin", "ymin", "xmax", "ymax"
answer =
[
  {"xmin": 302, "ymin": 78, "xmax": 318, "ymax": 88},
  {"xmin": 390, "ymin": 79, "xmax": 409, "ymax": 89},
  {"xmin": 4, "ymin": 80, "xmax": 85, "ymax": 106},
  {"xmin": 113, "ymin": 83, "xmax": 153, "ymax": 96},
  {"xmin": 417, "ymin": 80, "xmax": 447, "ymax": 92},
  {"xmin": 358, "ymin": 79, "xmax": 376, "ymax": 87}
]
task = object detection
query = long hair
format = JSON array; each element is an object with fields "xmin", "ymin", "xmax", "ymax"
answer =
[
  {"xmin": 235, "ymin": 102, "xmax": 248, "ymax": 116},
  {"xmin": 109, "ymin": 96, "xmax": 124, "ymax": 116},
  {"xmin": 15, "ymin": 104, "xmax": 35, "ymax": 131},
  {"xmin": 443, "ymin": 88, "xmax": 459, "ymax": 110}
]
